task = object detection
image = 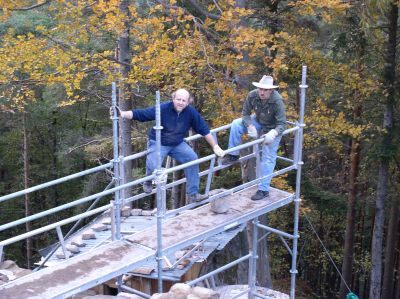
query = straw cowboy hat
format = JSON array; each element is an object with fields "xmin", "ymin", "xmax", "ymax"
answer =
[{"xmin": 252, "ymin": 75, "xmax": 279, "ymax": 89}]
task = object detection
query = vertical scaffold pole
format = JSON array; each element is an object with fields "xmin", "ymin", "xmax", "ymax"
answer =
[
  {"xmin": 290, "ymin": 66, "xmax": 307, "ymax": 298},
  {"xmin": 248, "ymin": 217, "xmax": 259, "ymax": 299},
  {"xmin": 111, "ymin": 82, "xmax": 121, "ymax": 240},
  {"xmin": 154, "ymin": 90, "xmax": 165, "ymax": 293}
]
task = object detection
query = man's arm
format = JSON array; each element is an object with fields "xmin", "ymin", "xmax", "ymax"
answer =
[
  {"xmin": 116, "ymin": 106, "xmax": 156, "ymax": 122},
  {"xmin": 274, "ymin": 100, "xmax": 286, "ymax": 135},
  {"xmin": 204, "ymin": 133, "xmax": 217, "ymax": 147},
  {"xmin": 204, "ymin": 133, "xmax": 225, "ymax": 157},
  {"xmin": 120, "ymin": 110, "xmax": 133, "ymax": 119},
  {"xmin": 241, "ymin": 92, "xmax": 253, "ymax": 127}
]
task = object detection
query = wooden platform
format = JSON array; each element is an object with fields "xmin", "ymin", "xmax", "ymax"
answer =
[{"xmin": 0, "ymin": 186, "xmax": 293, "ymax": 299}]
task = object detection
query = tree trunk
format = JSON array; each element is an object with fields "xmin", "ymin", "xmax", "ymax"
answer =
[
  {"xmin": 383, "ymin": 164, "xmax": 400, "ymax": 298},
  {"xmin": 382, "ymin": 200, "xmax": 399, "ymax": 299},
  {"xmin": 369, "ymin": 3, "xmax": 397, "ymax": 298},
  {"xmin": 23, "ymin": 112, "xmax": 32, "ymax": 269},
  {"xmin": 118, "ymin": 0, "xmax": 133, "ymax": 200},
  {"xmin": 339, "ymin": 128, "xmax": 361, "ymax": 298}
]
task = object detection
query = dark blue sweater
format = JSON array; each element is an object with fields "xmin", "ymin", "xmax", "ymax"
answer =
[{"xmin": 132, "ymin": 101, "xmax": 210, "ymax": 146}]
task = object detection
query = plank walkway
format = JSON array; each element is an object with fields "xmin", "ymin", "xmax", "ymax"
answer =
[{"xmin": 0, "ymin": 186, "xmax": 293, "ymax": 299}]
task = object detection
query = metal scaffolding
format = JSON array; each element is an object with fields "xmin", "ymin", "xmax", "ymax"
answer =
[{"xmin": 0, "ymin": 66, "xmax": 307, "ymax": 299}]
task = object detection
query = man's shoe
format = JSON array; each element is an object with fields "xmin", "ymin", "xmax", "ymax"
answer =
[
  {"xmin": 251, "ymin": 190, "xmax": 269, "ymax": 201},
  {"xmin": 143, "ymin": 181, "xmax": 153, "ymax": 193},
  {"xmin": 221, "ymin": 154, "xmax": 239, "ymax": 165},
  {"xmin": 188, "ymin": 193, "xmax": 204, "ymax": 203}
]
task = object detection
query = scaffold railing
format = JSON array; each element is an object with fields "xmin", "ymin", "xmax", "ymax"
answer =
[{"xmin": 0, "ymin": 66, "xmax": 307, "ymax": 299}]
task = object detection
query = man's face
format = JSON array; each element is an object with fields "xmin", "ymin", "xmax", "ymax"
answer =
[
  {"xmin": 172, "ymin": 90, "xmax": 190, "ymax": 112},
  {"xmin": 258, "ymin": 88, "xmax": 273, "ymax": 100}
]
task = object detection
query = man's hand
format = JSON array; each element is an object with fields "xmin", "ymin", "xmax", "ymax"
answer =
[
  {"xmin": 213, "ymin": 145, "xmax": 225, "ymax": 157},
  {"xmin": 247, "ymin": 125, "xmax": 258, "ymax": 138},
  {"xmin": 109, "ymin": 106, "xmax": 121, "ymax": 119},
  {"xmin": 263, "ymin": 129, "xmax": 278, "ymax": 144}
]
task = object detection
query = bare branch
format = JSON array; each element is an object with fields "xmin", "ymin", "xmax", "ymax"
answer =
[{"xmin": 67, "ymin": 138, "xmax": 110, "ymax": 154}]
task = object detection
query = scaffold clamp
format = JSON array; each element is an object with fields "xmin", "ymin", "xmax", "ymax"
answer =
[{"xmin": 153, "ymin": 168, "xmax": 168, "ymax": 184}]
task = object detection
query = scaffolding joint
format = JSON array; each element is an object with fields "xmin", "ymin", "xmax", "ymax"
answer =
[
  {"xmin": 290, "ymin": 269, "xmax": 298, "ymax": 274},
  {"xmin": 153, "ymin": 168, "xmax": 168, "ymax": 185},
  {"xmin": 299, "ymin": 84, "xmax": 308, "ymax": 88}
]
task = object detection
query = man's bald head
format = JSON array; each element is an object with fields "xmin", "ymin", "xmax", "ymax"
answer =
[{"xmin": 172, "ymin": 88, "xmax": 192, "ymax": 112}]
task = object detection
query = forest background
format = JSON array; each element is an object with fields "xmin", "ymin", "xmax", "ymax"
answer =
[{"xmin": 0, "ymin": 1, "xmax": 399, "ymax": 298}]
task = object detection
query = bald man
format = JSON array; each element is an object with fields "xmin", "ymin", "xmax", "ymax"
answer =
[{"xmin": 118, "ymin": 88, "xmax": 224, "ymax": 203}]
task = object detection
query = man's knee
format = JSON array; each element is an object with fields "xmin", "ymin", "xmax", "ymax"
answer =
[{"xmin": 185, "ymin": 151, "xmax": 198, "ymax": 162}]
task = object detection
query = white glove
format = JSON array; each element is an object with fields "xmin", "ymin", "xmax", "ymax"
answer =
[
  {"xmin": 247, "ymin": 125, "xmax": 258, "ymax": 138},
  {"xmin": 213, "ymin": 145, "xmax": 225, "ymax": 157},
  {"xmin": 263, "ymin": 129, "xmax": 278, "ymax": 144}
]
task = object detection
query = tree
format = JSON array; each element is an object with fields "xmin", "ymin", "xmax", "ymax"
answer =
[{"xmin": 370, "ymin": 2, "xmax": 398, "ymax": 298}]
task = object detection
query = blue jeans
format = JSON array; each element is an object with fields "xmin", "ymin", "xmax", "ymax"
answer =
[
  {"xmin": 146, "ymin": 140, "xmax": 199, "ymax": 195},
  {"xmin": 228, "ymin": 116, "xmax": 281, "ymax": 192}
]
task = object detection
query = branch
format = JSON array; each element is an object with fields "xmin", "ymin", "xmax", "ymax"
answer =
[
  {"xmin": 187, "ymin": 0, "xmax": 220, "ymax": 20},
  {"xmin": 102, "ymin": 55, "xmax": 132, "ymax": 67},
  {"xmin": 67, "ymin": 138, "xmax": 110, "ymax": 154},
  {"xmin": 11, "ymin": 0, "xmax": 51, "ymax": 11}
]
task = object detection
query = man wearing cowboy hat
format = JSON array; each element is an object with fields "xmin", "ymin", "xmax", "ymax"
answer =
[{"xmin": 222, "ymin": 75, "xmax": 286, "ymax": 200}]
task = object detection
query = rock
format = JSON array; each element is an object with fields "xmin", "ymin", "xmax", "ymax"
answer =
[
  {"xmin": 141, "ymin": 210, "xmax": 154, "ymax": 216},
  {"xmin": 82, "ymin": 229, "xmax": 96, "ymax": 240},
  {"xmin": 71, "ymin": 238, "xmax": 86, "ymax": 247},
  {"xmin": 0, "ymin": 270, "xmax": 14, "ymax": 281},
  {"xmin": 102, "ymin": 217, "xmax": 112, "ymax": 225},
  {"xmin": 210, "ymin": 196, "xmax": 229, "ymax": 214},
  {"xmin": 192, "ymin": 286, "xmax": 220, "ymax": 299},
  {"xmin": 151, "ymin": 293, "xmax": 171, "ymax": 299},
  {"xmin": 56, "ymin": 251, "xmax": 68, "ymax": 259},
  {"xmin": 118, "ymin": 292, "xmax": 144, "ymax": 298},
  {"xmin": 169, "ymin": 283, "xmax": 191, "ymax": 299},
  {"xmin": 66, "ymin": 244, "xmax": 80, "ymax": 254},
  {"xmin": 91, "ymin": 224, "xmax": 108, "ymax": 232},
  {"xmin": 0, "ymin": 272, "xmax": 9, "ymax": 284},
  {"xmin": 0, "ymin": 260, "xmax": 16, "ymax": 270},
  {"xmin": 121, "ymin": 206, "xmax": 132, "ymax": 217},
  {"xmin": 130, "ymin": 209, "xmax": 142, "ymax": 216}
]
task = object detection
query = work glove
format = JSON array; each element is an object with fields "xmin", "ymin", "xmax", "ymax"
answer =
[
  {"xmin": 109, "ymin": 106, "xmax": 121, "ymax": 119},
  {"xmin": 247, "ymin": 125, "xmax": 258, "ymax": 138},
  {"xmin": 213, "ymin": 144, "xmax": 225, "ymax": 157},
  {"xmin": 263, "ymin": 129, "xmax": 278, "ymax": 144}
]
